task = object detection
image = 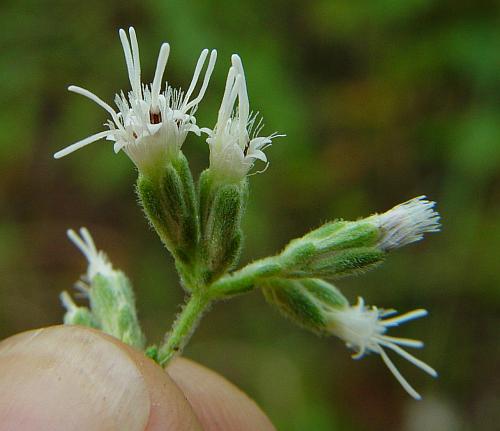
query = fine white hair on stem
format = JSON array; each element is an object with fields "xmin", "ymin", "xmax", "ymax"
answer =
[
  {"xmin": 372, "ymin": 196, "xmax": 441, "ymax": 251},
  {"xmin": 67, "ymin": 227, "xmax": 113, "ymax": 280},
  {"xmin": 328, "ymin": 297, "xmax": 437, "ymax": 400}
]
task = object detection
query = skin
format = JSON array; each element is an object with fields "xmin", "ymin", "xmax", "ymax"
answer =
[{"xmin": 0, "ymin": 326, "xmax": 275, "ymax": 431}]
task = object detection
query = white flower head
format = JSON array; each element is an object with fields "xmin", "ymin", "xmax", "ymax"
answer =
[
  {"xmin": 54, "ymin": 27, "xmax": 217, "ymax": 175},
  {"xmin": 67, "ymin": 227, "xmax": 114, "ymax": 281},
  {"xmin": 204, "ymin": 54, "xmax": 283, "ymax": 182},
  {"xmin": 327, "ymin": 297, "xmax": 437, "ymax": 400},
  {"xmin": 370, "ymin": 196, "xmax": 441, "ymax": 251}
]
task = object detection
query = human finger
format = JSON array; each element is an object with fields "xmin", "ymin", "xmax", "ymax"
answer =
[{"xmin": 0, "ymin": 326, "xmax": 202, "ymax": 431}]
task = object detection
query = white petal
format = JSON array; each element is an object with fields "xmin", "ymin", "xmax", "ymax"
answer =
[
  {"xmin": 378, "ymin": 346, "xmax": 422, "ymax": 400},
  {"xmin": 68, "ymin": 86, "xmax": 123, "ymax": 129},
  {"xmin": 378, "ymin": 340, "xmax": 437, "ymax": 377},
  {"xmin": 379, "ymin": 335, "xmax": 424, "ymax": 348},
  {"xmin": 151, "ymin": 43, "xmax": 170, "ymax": 110},
  {"xmin": 183, "ymin": 49, "xmax": 217, "ymax": 112},
  {"xmin": 382, "ymin": 309, "xmax": 428, "ymax": 327},
  {"xmin": 54, "ymin": 130, "xmax": 111, "ymax": 159},
  {"xmin": 200, "ymin": 127, "xmax": 213, "ymax": 135},
  {"xmin": 249, "ymin": 149, "xmax": 267, "ymax": 162},
  {"xmin": 119, "ymin": 28, "xmax": 135, "ymax": 90}
]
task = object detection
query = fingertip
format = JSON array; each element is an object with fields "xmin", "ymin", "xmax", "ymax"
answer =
[
  {"xmin": 119, "ymin": 340, "xmax": 202, "ymax": 431},
  {"xmin": 0, "ymin": 326, "xmax": 201, "ymax": 431},
  {"xmin": 167, "ymin": 357, "xmax": 275, "ymax": 431}
]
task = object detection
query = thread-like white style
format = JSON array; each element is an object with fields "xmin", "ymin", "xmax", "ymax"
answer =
[
  {"xmin": 67, "ymin": 227, "xmax": 114, "ymax": 281},
  {"xmin": 327, "ymin": 297, "xmax": 437, "ymax": 400},
  {"xmin": 370, "ymin": 196, "xmax": 441, "ymax": 251},
  {"xmin": 60, "ymin": 290, "xmax": 79, "ymax": 312},
  {"xmin": 203, "ymin": 54, "xmax": 283, "ymax": 181},
  {"xmin": 54, "ymin": 27, "xmax": 217, "ymax": 173}
]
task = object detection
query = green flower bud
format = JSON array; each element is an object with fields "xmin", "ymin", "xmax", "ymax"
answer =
[
  {"xmin": 89, "ymin": 272, "xmax": 146, "ymax": 350},
  {"xmin": 280, "ymin": 221, "xmax": 385, "ymax": 279},
  {"xmin": 63, "ymin": 228, "xmax": 146, "ymax": 350},
  {"xmin": 279, "ymin": 197, "xmax": 440, "ymax": 279},
  {"xmin": 198, "ymin": 171, "xmax": 248, "ymax": 283},
  {"xmin": 262, "ymin": 278, "xmax": 348, "ymax": 334},
  {"xmin": 136, "ymin": 152, "xmax": 199, "ymax": 265}
]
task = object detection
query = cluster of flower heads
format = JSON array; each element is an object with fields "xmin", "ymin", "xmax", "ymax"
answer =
[
  {"xmin": 54, "ymin": 27, "xmax": 280, "ymax": 180},
  {"xmin": 55, "ymin": 27, "xmax": 441, "ymax": 400}
]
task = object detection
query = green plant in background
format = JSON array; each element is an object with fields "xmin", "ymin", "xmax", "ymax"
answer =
[{"xmin": 55, "ymin": 27, "xmax": 440, "ymax": 400}]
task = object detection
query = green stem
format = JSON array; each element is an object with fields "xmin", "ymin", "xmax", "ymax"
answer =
[
  {"xmin": 207, "ymin": 256, "xmax": 282, "ymax": 299},
  {"xmin": 157, "ymin": 293, "xmax": 210, "ymax": 366},
  {"xmin": 156, "ymin": 257, "xmax": 282, "ymax": 367}
]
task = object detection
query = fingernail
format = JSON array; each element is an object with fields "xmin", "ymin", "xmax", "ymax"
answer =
[{"xmin": 0, "ymin": 326, "xmax": 150, "ymax": 431}]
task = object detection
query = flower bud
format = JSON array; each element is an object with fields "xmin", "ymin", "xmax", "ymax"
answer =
[
  {"xmin": 262, "ymin": 278, "xmax": 348, "ymax": 334},
  {"xmin": 136, "ymin": 152, "xmax": 199, "ymax": 266},
  {"xmin": 198, "ymin": 170, "xmax": 248, "ymax": 283},
  {"xmin": 280, "ymin": 221, "xmax": 385, "ymax": 279},
  {"xmin": 63, "ymin": 228, "xmax": 146, "ymax": 350},
  {"xmin": 279, "ymin": 197, "xmax": 440, "ymax": 279}
]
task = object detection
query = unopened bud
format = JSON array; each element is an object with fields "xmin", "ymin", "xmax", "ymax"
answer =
[
  {"xmin": 199, "ymin": 170, "xmax": 248, "ymax": 283},
  {"xmin": 280, "ymin": 221, "xmax": 384, "ymax": 279},
  {"xmin": 262, "ymin": 278, "xmax": 348, "ymax": 334},
  {"xmin": 279, "ymin": 197, "xmax": 440, "ymax": 279},
  {"xmin": 136, "ymin": 152, "xmax": 199, "ymax": 265}
]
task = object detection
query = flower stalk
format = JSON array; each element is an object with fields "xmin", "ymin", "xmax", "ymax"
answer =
[{"xmin": 156, "ymin": 293, "xmax": 211, "ymax": 366}]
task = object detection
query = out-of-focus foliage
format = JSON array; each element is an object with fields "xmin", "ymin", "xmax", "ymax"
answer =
[{"xmin": 1, "ymin": 0, "xmax": 499, "ymax": 429}]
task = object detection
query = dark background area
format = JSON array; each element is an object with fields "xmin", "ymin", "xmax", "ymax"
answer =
[{"xmin": 1, "ymin": 1, "xmax": 499, "ymax": 429}]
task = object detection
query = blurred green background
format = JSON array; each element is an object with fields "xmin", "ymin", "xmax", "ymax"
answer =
[{"xmin": 1, "ymin": 0, "xmax": 499, "ymax": 429}]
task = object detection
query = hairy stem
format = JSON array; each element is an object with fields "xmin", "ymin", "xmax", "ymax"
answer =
[
  {"xmin": 157, "ymin": 293, "xmax": 210, "ymax": 366},
  {"xmin": 207, "ymin": 256, "xmax": 282, "ymax": 299},
  {"xmin": 157, "ymin": 257, "xmax": 282, "ymax": 366}
]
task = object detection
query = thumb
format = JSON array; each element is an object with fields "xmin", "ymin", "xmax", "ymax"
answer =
[{"xmin": 0, "ymin": 326, "xmax": 202, "ymax": 431}]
